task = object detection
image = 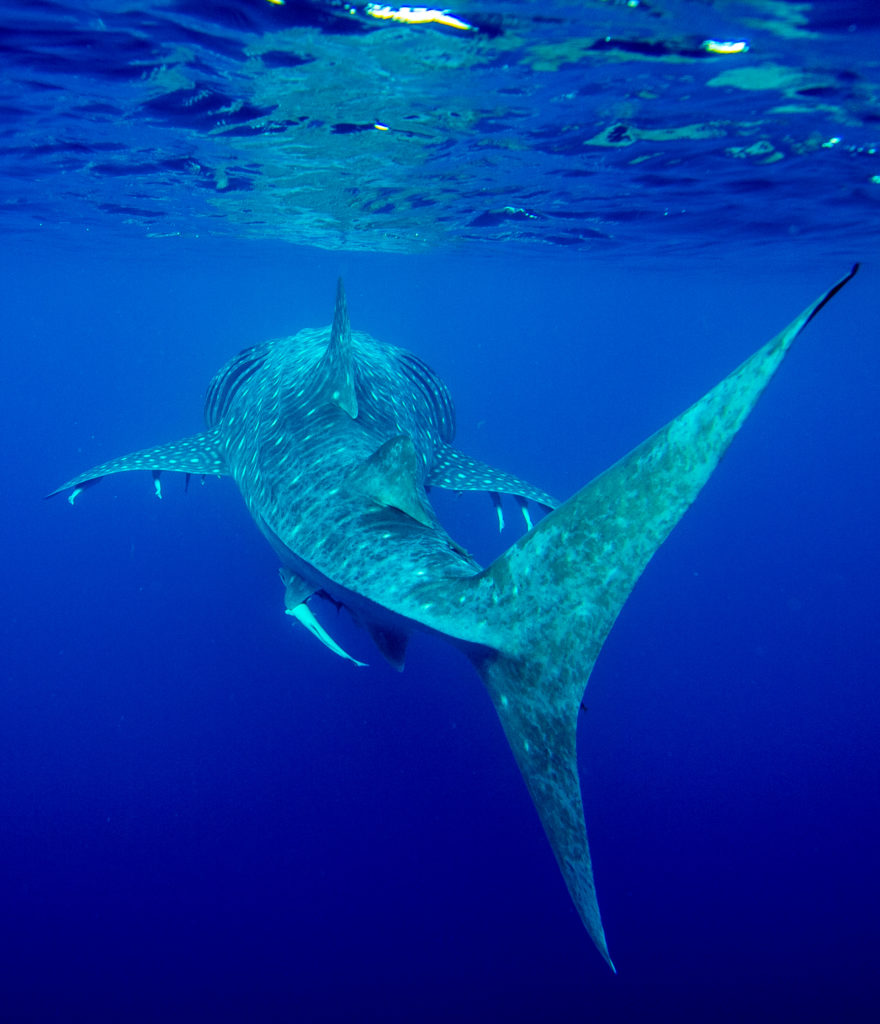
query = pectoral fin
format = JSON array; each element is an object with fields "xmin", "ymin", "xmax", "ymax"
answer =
[
  {"xmin": 47, "ymin": 428, "xmax": 226, "ymax": 501},
  {"xmin": 427, "ymin": 442, "xmax": 558, "ymax": 521}
]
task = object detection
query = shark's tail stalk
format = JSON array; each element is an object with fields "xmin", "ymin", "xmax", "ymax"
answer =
[{"xmin": 459, "ymin": 266, "xmax": 859, "ymax": 969}]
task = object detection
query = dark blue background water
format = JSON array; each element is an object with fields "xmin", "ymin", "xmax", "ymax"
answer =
[{"xmin": 2, "ymin": 237, "xmax": 878, "ymax": 1022}]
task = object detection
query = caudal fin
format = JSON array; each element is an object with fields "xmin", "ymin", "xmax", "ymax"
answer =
[{"xmin": 461, "ymin": 266, "xmax": 858, "ymax": 968}]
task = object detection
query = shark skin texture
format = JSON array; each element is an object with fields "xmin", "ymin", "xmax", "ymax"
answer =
[{"xmin": 48, "ymin": 266, "xmax": 858, "ymax": 969}]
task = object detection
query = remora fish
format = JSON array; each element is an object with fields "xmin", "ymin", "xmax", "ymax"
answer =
[{"xmin": 48, "ymin": 267, "xmax": 858, "ymax": 968}]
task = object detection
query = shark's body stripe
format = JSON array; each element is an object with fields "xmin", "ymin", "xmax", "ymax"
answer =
[
  {"xmin": 48, "ymin": 267, "xmax": 858, "ymax": 968},
  {"xmin": 395, "ymin": 350, "xmax": 456, "ymax": 442},
  {"xmin": 205, "ymin": 345, "xmax": 268, "ymax": 426}
]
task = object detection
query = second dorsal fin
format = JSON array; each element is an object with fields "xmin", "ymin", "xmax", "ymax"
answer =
[
  {"xmin": 346, "ymin": 436, "xmax": 434, "ymax": 528},
  {"xmin": 318, "ymin": 278, "xmax": 358, "ymax": 418}
]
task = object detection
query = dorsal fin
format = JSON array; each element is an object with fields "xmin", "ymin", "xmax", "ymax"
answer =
[
  {"xmin": 345, "ymin": 436, "xmax": 434, "ymax": 528},
  {"xmin": 318, "ymin": 277, "xmax": 358, "ymax": 418}
]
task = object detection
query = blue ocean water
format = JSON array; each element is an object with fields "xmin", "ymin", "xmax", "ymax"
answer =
[{"xmin": 2, "ymin": 3, "xmax": 879, "ymax": 1022}]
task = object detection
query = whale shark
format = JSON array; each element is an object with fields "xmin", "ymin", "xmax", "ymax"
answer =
[{"xmin": 48, "ymin": 266, "xmax": 858, "ymax": 968}]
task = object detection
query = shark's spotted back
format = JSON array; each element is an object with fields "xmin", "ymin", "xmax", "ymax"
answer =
[{"xmin": 48, "ymin": 268, "xmax": 858, "ymax": 968}]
